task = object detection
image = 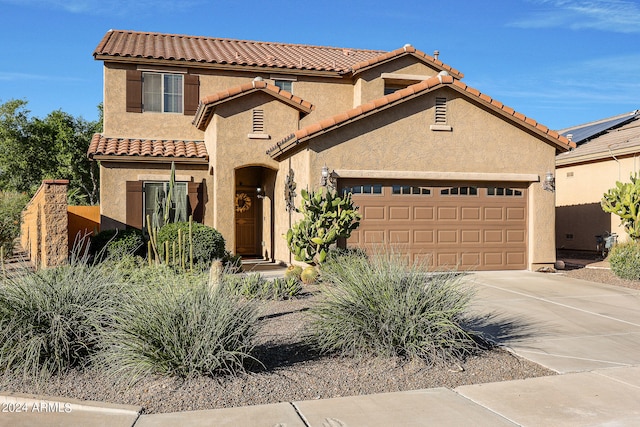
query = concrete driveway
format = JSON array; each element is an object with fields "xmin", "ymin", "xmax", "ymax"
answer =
[{"xmin": 464, "ymin": 270, "xmax": 640, "ymax": 373}]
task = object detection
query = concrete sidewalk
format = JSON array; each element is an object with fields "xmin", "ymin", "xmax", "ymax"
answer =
[{"xmin": 3, "ymin": 270, "xmax": 640, "ymax": 426}]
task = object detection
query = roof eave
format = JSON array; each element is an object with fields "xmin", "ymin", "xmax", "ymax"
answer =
[{"xmin": 90, "ymin": 155, "xmax": 209, "ymax": 164}]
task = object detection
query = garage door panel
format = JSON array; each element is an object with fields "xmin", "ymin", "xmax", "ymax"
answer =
[
  {"xmin": 484, "ymin": 252, "xmax": 504, "ymax": 266},
  {"xmin": 414, "ymin": 207, "xmax": 434, "ymax": 220},
  {"xmin": 506, "ymin": 229, "xmax": 526, "ymax": 243},
  {"xmin": 437, "ymin": 207, "xmax": 458, "ymax": 220},
  {"xmin": 506, "ymin": 252, "xmax": 526, "ymax": 265},
  {"xmin": 461, "ymin": 252, "xmax": 480, "ymax": 267},
  {"xmin": 437, "ymin": 230, "xmax": 458, "ymax": 244},
  {"xmin": 363, "ymin": 230, "xmax": 385, "ymax": 244},
  {"xmin": 506, "ymin": 207, "xmax": 525, "ymax": 221},
  {"xmin": 484, "ymin": 230, "xmax": 504, "ymax": 243},
  {"xmin": 363, "ymin": 206, "xmax": 386, "ymax": 220},
  {"xmin": 345, "ymin": 180, "xmax": 527, "ymax": 271},
  {"xmin": 389, "ymin": 230, "xmax": 410, "ymax": 243},
  {"xmin": 461, "ymin": 207, "xmax": 481, "ymax": 220},
  {"xmin": 484, "ymin": 207, "xmax": 504, "ymax": 220},
  {"xmin": 414, "ymin": 230, "xmax": 434, "ymax": 243},
  {"xmin": 461, "ymin": 230, "xmax": 481, "ymax": 243},
  {"xmin": 389, "ymin": 206, "xmax": 410, "ymax": 220},
  {"xmin": 438, "ymin": 253, "xmax": 458, "ymax": 267}
]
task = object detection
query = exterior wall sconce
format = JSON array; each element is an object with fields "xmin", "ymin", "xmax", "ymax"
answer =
[
  {"xmin": 256, "ymin": 186, "xmax": 266, "ymax": 199},
  {"xmin": 542, "ymin": 171, "xmax": 555, "ymax": 192},
  {"xmin": 320, "ymin": 165, "xmax": 335, "ymax": 188}
]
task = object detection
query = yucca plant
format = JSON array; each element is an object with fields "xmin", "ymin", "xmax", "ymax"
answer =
[{"xmin": 307, "ymin": 251, "xmax": 477, "ymax": 363}]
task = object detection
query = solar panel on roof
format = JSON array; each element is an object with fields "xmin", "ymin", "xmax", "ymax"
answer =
[{"xmin": 561, "ymin": 114, "xmax": 637, "ymax": 145}]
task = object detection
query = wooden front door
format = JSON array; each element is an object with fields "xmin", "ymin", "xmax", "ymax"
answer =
[{"xmin": 235, "ymin": 190, "xmax": 261, "ymax": 256}]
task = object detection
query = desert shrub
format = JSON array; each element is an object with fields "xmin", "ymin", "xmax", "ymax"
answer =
[
  {"xmin": 157, "ymin": 222, "xmax": 225, "ymax": 266},
  {"xmin": 223, "ymin": 274, "xmax": 302, "ymax": 300},
  {"xmin": 307, "ymin": 252, "xmax": 477, "ymax": 363},
  {"xmin": 0, "ymin": 191, "xmax": 29, "ymax": 258},
  {"xmin": 0, "ymin": 260, "xmax": 125, "ymax": 380},
  {"xmin": 99, "ymin": 273, "xmax": 260, "ymax": 381},
  {"xmin": 90, "ymin": 228, "xmax": 145, "ymax": 261},
  {"xmin": 609, "ymin": 241, "xmax": 640, "ymax": 280}
]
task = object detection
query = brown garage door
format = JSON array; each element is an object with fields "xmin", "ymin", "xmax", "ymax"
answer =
[{"xmin": 341, "ymin": 180, "xmax": 528, "ymax": 271}]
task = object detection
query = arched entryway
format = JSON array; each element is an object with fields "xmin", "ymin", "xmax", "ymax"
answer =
[{"xmin": 235, "ymin": 166, "xmax": 276, "ymax": 259}]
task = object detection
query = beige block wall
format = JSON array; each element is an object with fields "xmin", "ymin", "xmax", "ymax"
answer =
[
  {"xmin": 274, "ymin": 91, "xmax": 558, "ymax": 269},
  {"xmin": 20, "ymin": 180, "xmax": 69, "ymax": 269},
  {"xmin": 99, "ymin": 162, "xmax": 212, "ymax": 230},
  {"xmin": 556, "ymin": 156, "xmax": 640, "ymax": 250}
]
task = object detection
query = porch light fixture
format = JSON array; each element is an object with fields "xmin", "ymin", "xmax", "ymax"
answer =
[
  {"xmin": 320, "ymin": 165, "xmax": 335, "ymax": 188},
  {"xmin": 256, "ymin": 186, "xmax": 265, "ymax": 199},
  {"xmin": 542, "ymin": 171, "xmax": 555, "ymax": 192}
]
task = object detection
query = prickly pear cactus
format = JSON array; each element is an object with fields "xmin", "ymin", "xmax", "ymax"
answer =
[
  {"xmin": 602, "ymin": 173, "xmax": 640, "ymax": 240},
  {"xmin": 285, "ymin": 188, "xmax": 361, "ymax": 264}
]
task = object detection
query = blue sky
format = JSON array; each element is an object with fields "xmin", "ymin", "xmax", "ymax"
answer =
[{"xmin": 0, "ymin": 0, "xmax": 638, "ymax": 130}]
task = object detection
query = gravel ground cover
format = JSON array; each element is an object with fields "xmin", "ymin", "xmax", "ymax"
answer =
[{"xmin": 3, "ymin": 251, "xmax": 633, "ymax": 415}]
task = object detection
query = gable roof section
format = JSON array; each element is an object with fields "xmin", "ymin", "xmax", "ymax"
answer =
[
  {"xmin": 556, "ymin": 114, "xmax": 640, "ymax": 166},
  {"xmin": 558, "ymin": 110, "xmax": 640, "ymax": 146},
  {"xmin": 267, "ymin": 74, "xmax": 574, "ymax": 159},
  {"xmin": 87, "ymin": 134, "xmax": 208, "ymax": 163},
  {"xmin": 193, "ymin": 79, "xmax": 314, "ymax": 131},
  {"xmin": 350, "ymin": 45, "xmax": 464, "ymax": 79},
  {"xmin": 94, "ymin": 30, "xmax": 386, "ymax": 74}
]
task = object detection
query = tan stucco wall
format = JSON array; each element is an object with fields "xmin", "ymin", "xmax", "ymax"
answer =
[
  {"xmin": 99, "ymin": 162, "xmax": 212, "ymax": 230},
  {"xmin": 209, "ymin": 93, "xmax": 298, "ymax": 253},
  {"xmin": 274, "ymin": 90, "xmax": 558, "ymax": 269},
  {"xmin": 103, "ymin": 63, "xmax": 205, "ymax": 140},
  {"xmin": 354, "ymin": 57, "xmax": 442, "ymax": 106},
  {"xmin": 556, "ymin": 156, "xmax": 640, "ymax": 250}
]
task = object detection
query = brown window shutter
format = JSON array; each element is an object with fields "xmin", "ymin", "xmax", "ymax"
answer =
[
  {"xmin": 184, "ymin": 74, "xmax": 200, "ymax": 116},
  {"xmin": 126, "ymin": 70, "xmax": 143, "ymax": 113},
  {"xmin": 126, "ymin": 181, "xmax": 143, "ymax": 229},
  {"xmin": 188, "ymin": 180, "xmax": 205, "ymax": 222}
]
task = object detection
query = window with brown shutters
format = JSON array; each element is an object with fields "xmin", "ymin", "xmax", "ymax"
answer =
[
  {"xmin": 184, "ymin": 74, "xmax": 199, "ymax": 116},
  {"xmin": 126, "ymin": 70, "xmax": 199, "ymax": 115},
  {"xmin": 126, "ymin": 70, "xmax": 143, "ymax": 113},
  {"xmin": 125, "ymin": 180, "xmax": 205, "ymax": 230}
]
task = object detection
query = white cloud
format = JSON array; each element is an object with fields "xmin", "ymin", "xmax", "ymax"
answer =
[{"xmin": 510, "ymin": 0, "xmax": 640, "ymax": 33}]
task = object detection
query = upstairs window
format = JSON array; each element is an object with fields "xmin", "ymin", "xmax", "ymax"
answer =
[
  {"xmin": 274, "ymin": 79, "xmax": 293, "ymax": 93},
  {"xmin": 143, "ymin": 72, "xmax": 183, "ymax": 113}
]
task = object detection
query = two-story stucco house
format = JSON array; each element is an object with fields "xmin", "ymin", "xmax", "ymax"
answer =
[{"xmin": 88, "ymin": 30, "xmax": 574, "ymax": 271}]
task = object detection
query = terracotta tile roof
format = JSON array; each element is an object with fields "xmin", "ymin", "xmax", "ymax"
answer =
[
  {"xmin": 350, "ymin": 45, "xmax": 464, "ymax": 79},
  {"xmin": 94, "ymin": 30, "xmax": 386, "ymax": 73},
  {"xmin": 87, "ymin": 134, "xmax": 208, "ymax": 162},
  {"xmin": 556, "ymin": 115, "xmax": 640, "ymax": 165},
  {"xmin": 267, "ymin": 74, "xmax": 574, "ymax": 158},
  {"xmin": 193, "ymin": 79, "xmax": 314, "ymax": 130}
]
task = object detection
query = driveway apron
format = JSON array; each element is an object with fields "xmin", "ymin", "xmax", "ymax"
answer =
[{"xmin": 463, "ymin": 270, "xmax": 640, "ymax": 373}]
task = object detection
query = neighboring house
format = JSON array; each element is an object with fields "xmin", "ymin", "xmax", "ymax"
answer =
[
  {"xmin": 556, "ymin": 110, "xmax": 640, "ymax": 251},
  {"xmin": 88, "ymin": 30, "xmax": 573, "ymax": 271}
]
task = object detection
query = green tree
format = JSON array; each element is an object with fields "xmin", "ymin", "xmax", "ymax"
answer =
[
  {"xmin": 602, "ymin": 173, "xmax": 640, "ymax": 241},
  {"xmin": 0, "ymin": 99, "xmax": 102, "ymax": 204}
]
